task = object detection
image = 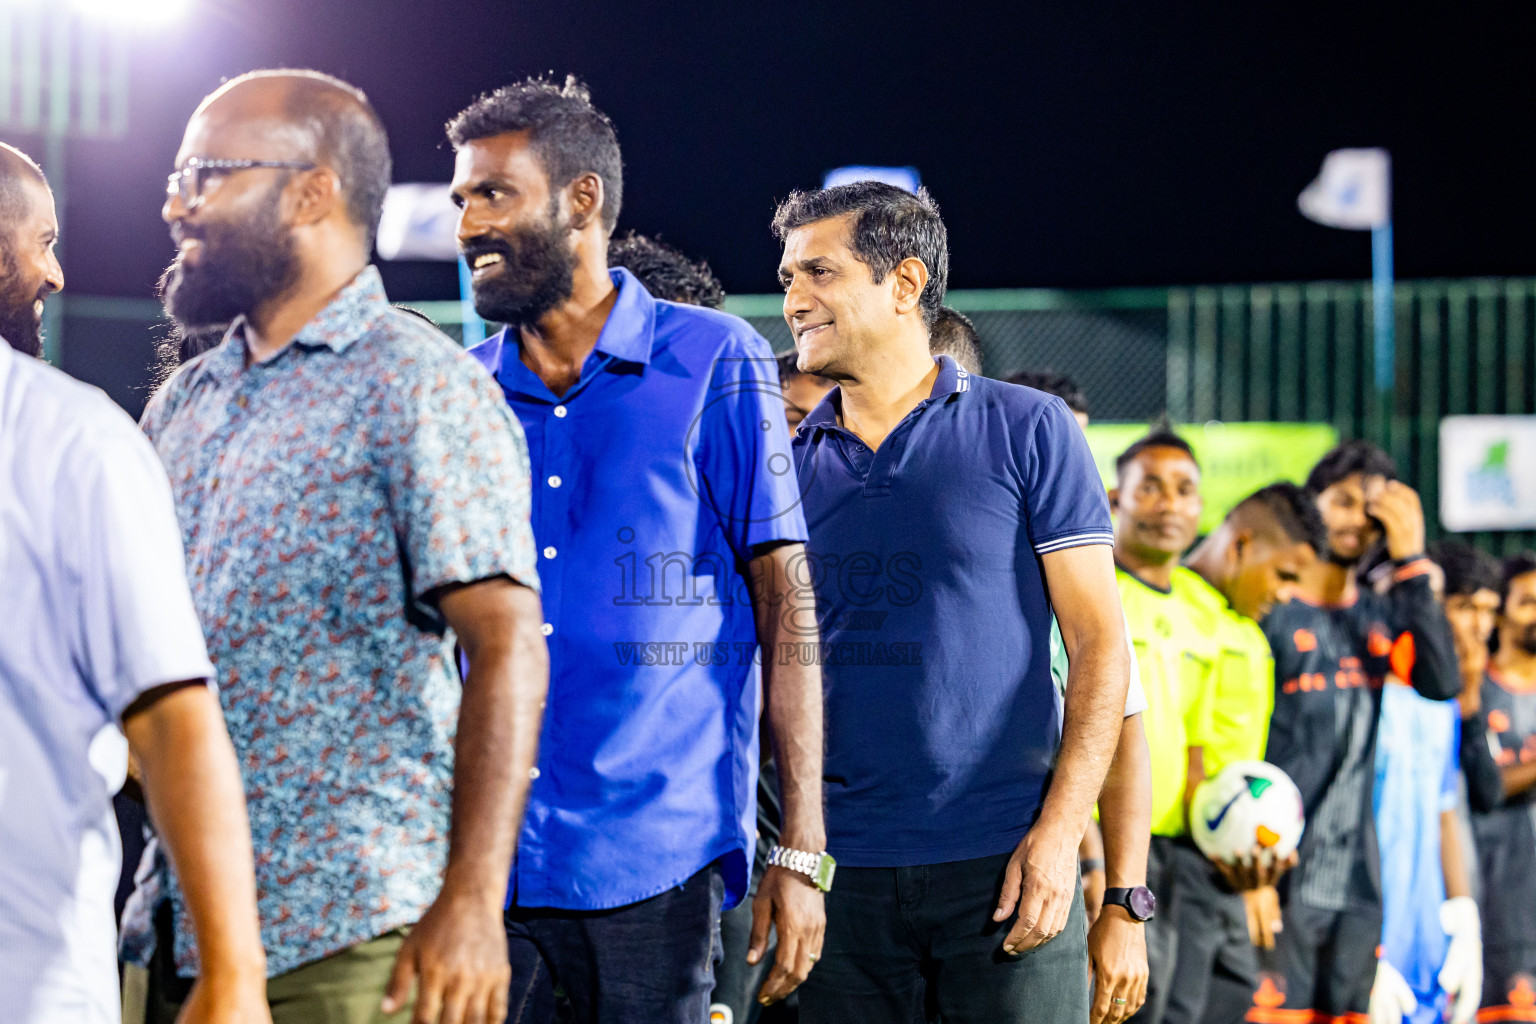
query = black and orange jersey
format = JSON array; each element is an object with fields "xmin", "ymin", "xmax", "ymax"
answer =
[
  {"xmin": 1262, "ymin": 559, "xmax": 1458, "ymax": 913},
  {"xmin": 1464, "ymin": 668, "xmax": 1536, "ymax": 953}
]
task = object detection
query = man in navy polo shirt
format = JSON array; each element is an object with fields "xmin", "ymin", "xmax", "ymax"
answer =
[
  {"xmin": 447, "ymin": 76, "xmax": 827, "ymax": 1024},
  {"xmin": 776, "ymin": 181, "xmax": 1138, "ymax": 1023}
]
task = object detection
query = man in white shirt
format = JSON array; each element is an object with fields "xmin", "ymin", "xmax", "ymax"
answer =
[{"xmin": 0, "ymin": 141, "xmax": 270, "ymax": 1024}]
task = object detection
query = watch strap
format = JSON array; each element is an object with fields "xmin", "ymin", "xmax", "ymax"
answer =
[{"xmin": 767, "ymin": 845, "xmax": 837, "ymax": 892}]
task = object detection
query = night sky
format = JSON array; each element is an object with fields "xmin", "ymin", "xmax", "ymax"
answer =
[{"xmin": 15, "ymin": 1, "xmax": 1536, "ymax": 306}]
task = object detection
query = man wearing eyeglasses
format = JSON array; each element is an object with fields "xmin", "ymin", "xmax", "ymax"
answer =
[{"xmin": 132, "ymin": 69, "xmax": 550, "ymax": 1024}]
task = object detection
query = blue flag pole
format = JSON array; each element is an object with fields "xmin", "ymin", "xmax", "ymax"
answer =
[
  {"xmin": 1371, "ymin": 220, "xmax": 1394, "ymax": 398},
  {"xmin": 458, "ymin": 255, "xmax": 487, "ymax": 348}
]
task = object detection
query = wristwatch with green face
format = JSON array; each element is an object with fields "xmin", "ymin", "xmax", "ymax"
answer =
[{"xmin": 766, "ymin": 845, "xmax": 837, "ymax": 892}]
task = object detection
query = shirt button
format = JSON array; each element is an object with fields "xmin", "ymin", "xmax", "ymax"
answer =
[
  {"xmin": 548, "ymin": 475, "xmax": 562, "ymax": 488},
  {"xmin": 541, "ymin": 623, "xmax": 554, "ymax": 636},
  {"xmin": 543, "ymin": 546, "xmax": 558, "ymax": 559},
  {"xmin": 553, "ymin": 406, "xmax": 568, "ymax": 418},
  {"xmin": 529, "ymin": 767, "xmax": 541, "ymax": 780}
]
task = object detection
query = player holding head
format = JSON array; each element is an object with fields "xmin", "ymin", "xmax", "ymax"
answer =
[
  {"xmin": 1255, "ymin": 441, "xmax": 1459, "ymax": 1022},
  {"xmin": 1431, "ymin": 540, "xmax": 1503, "ymax": 716},
  {"xmin": 1462, "ymin": 553, "xmax": 1536, "ymax": 1024},
  {"xmin": 1, "ymin": 143, "xmax": 270, "ymax": 1024}
]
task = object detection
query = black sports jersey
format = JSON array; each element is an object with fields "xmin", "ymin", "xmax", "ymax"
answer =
[
  {"xmin": 1463, "ymin": 669, "xmax": 1536, "ymax": 951},
  {"xmin": 1262, "ymin": 561, "xmax": 1458, "ymax": 913}
]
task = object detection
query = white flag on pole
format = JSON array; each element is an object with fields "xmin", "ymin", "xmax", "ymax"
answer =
[{"xmin": 1297, "ymin": 148, "xmax": 1390, "ymax": 230}]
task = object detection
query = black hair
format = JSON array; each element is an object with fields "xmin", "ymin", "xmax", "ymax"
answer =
[
  {"xmin": 228, "ymin": 70, "xmax": 392, "ymax": 253},
  {"xmin": 1502, "ymin": 553, "xmax": 1536, "ymax": 611},
  {"xmin": 1006, "ymin": 369, "xmax": 1089, "ymax": 415},
  {"xmin": 606, "ymin": 232, "xmax": 724, "ymax": 308},
  {"xmin": 1429, "ymin": 540, "xmax": 1502, "ymax": 599},
  {"xmin": 771, "ymin": 181, "xmax": 948, "ymax": 329},
  {"xmin": 928, "ymin": 305, "xmax": 982, "ymax": 374},
  {"xmin": 1305, "ymin": 439, "xmax": 1398, "ymax": 494},
  {"xmin": 447, "ymin": 74, "xmax": 623, "ymax": 232},
  {"xmin": 152, "ymin": 322, "xmax": 228, "ymax": 384},
  {"xmin": 776, "ymin": 349, "xmax": 835, "ymax": 388},
  {"xmin": 1234, "ymin": 482, "xmax": 1327, "ymax": 556},
  {"xmin": 1115, "ymin": 429, "xmax": 1197, "ymax": 477}
]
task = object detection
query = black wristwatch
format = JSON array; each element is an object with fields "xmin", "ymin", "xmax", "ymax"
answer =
[{"xmin": 1103, "ymin": 886, "xmax": 1156, "ymax": 922}]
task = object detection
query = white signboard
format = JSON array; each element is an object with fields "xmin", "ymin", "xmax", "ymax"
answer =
[{"xmin": 1440, "ymin": 416, "xmax": 1536, "ymax": 531}]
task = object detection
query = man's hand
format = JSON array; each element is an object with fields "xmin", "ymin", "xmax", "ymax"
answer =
[
  {"xmin": 1452, "ymin": 619, "xmax": 1489, "ymax": 717},
  {"xmin": 1213, "ymin": 848, "xmax": 1297, "ymax": 893},
  {"xmin": 1241, "ymin": 887, "xmax": 1284, "ymax": 950},
  {"xmin": 747, "ymin": 865, "xmax": 826, "ymax": 1006},
  {"xmin": 1088, "ymin": 906, "xmax": 1147, "ymax": 1024},
  {"xmin": 177, "ymin": 974, "xmax": 272, "ymax": 1024},
  {"xmin": 382, "ymin": 886, "xmax": 510, "ymax": 1024},
  {"xmin": 1364, "ymin": 480, "xmax": 1426, "ymax": 562},
  {"xmin": 995, "ymin": 817, "xmax": 1079, "ymax": 954},
  {"xmin": 1370, "ymin": 958, "xmax": 1418, "ymax": 1024}
]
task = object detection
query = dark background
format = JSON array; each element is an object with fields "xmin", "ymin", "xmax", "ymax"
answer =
[{"xmin": 10, "ymin": 1, "xmax": 1536, "ymax": 303}]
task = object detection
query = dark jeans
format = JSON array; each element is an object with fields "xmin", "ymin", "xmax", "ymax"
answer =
[
  {"xmin": 504, "ymin": 860, "xmax": 725, "ymax": 1024},
  {"xmin": 798, "ymin": 849, "xmax": 1089, "ymax": 1024},
  {"xmin": 1130, "ymin": 835, "xmax": 1188, "ymax": 1024},
  {"xmin": 1165, "ymin": 841, "xmax": 1258, "ymax": 1024}
]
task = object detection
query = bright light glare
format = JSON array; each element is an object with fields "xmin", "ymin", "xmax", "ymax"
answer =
[{"xmin": 68, "ymin": 0, "xmax": 191, "ymax": 25}]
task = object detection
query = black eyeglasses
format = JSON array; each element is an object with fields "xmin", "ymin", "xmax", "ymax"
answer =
[{"xmin": 165, "ymin": 158, "xmax": 317, "ymax": 209}]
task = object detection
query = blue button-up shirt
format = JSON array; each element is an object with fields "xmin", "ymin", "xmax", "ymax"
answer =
[
  {"xmin": 468, "ymin": 268, "xmax": 806, "ymax": 910},
  {"xmin": 793, "ymin": 357, "xmax": 1113, "ymax": 867}
]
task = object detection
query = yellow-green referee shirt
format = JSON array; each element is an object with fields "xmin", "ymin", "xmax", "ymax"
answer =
[
  {"xmin": 1116, "ymin": 565, "xmax": 1217, "ymax": 838},
  {"xmin": 1175, "ymin": 571, "xmax": 1276, "ymax": 775}
]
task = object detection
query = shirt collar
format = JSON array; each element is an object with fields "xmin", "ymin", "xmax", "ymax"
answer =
[
  {"xmin": 799, "ymin": 354, "xmax": 968, "ymax": 437},
  {"xmin": 590, "ymin": 267, "xmax": 656, "ymax": 365},
  {"xmin": 224, "ymin": 265, "xmax": 391, "ymax": 361}
]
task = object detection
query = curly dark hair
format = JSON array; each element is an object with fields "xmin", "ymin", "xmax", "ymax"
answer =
[
  {"xmin": 447, "ymin": 74, "xmax": 623, "ymax": 232},
  {"xmin": 606, "ymin": 232, "xmax": 724, "ymax": 308},
  {"xmin": 771, "ymin": 181, "xmax": 948, "ymax": 329},
  {"xmin": 1429, "ymin": 540, "xmax": 1502, "ymax": 598},
  {"xmin": 1306, "ymin": 439, "xmax": 1398, "ymax": 494},
  {"xmin": 1006, "ymin": 369, "xmax": 1088, "ymax": 415}
]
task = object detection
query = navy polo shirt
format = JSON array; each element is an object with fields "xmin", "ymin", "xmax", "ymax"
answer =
[
  {"xmin": 792, "ymin": 356, "xmax": 1113, "ymax": 866},
  {"xmin": 467, "ymin": 268, "xmax": 807, "ymax": 911}
]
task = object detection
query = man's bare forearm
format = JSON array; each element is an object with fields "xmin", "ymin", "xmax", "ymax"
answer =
[
  {"xmin": 439, "ymin": 581, "xmax": 549, "ymax": 904},
  {"xmin": 1098, "ymin": 715, "xmax": 1151, "ymax": 888},
  {"xmin": 750, "ymin": 544, "xmax": 826, "ymax": 851},
  {"xmin": 124, "ymin": 683, "xmax": 266, "ymax": 983},
  {"xmin": 1043, "ymin": 631, "xmax": 1131, "ymax": 836}
]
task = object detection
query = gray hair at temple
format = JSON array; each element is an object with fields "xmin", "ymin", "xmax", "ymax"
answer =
[{"xmin": 928, "ymin": 304, "xmax": 982, "ymax": 374}]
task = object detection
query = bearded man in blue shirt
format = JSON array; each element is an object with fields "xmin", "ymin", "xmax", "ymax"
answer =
[
  {"xmin": 447, "ymin": 77, "xmax": 827, "ymax": 1024},
  {"xmin": 777, "ymin": 182, "xmax": 1138, "ymax": 1024}
]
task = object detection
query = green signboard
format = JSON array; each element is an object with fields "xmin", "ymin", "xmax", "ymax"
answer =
[{"xmin": 1084, "ymin": 423, "xmax": 1340, "ymax": 533}]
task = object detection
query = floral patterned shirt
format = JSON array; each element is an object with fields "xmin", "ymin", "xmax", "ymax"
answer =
[{"xmin": 140, "ymin": 267, "xmax": 539, "ymax": 977}]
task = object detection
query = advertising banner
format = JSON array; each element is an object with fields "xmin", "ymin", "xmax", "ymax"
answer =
[{"xmin": 1439, "ymin": 416, "xmax": 1536, "ymax": 532}]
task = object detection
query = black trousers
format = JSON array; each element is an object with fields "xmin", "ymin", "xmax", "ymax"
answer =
[
  {"xmin": 798, "ymin": 850, "xmax": 1089, "ymax": 1024},
  {"xmin": 504, "ymin": 860, "xmax": 725, "ymax": 1024}
]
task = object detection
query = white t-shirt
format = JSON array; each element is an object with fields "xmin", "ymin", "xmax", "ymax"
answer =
[{"xmin": 0, "ymin": 343, "xmax": 214, "ymax": 1024}]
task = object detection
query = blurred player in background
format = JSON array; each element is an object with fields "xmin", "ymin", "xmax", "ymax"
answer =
[
  {"xmin": 1462, "ymin": 554, "xmax": 1536, "ymax": 1024},
  {"xmin": 777, "ymin": 351, "xmax": 835, "ymax": 431},
  {"xmin": 1007, "ymin": 369, "xmax": 1089, "ymax": 430},
  {"xmin": 606, "ymin": 230, "xmax": 726, "ymax": 308},
  {"xmin": 1255, "ymin": 442, "xmax": 1458, "ymax": 1023},
  {"xmin": 1109, "ymin": 430, "xmax": 1215, "ymax": 1024},
  {"xmin": 927, "ymin": 304, "xmax": 982, "ymax": 373},
  {"xmin": 1175, "ymin": 483, "xmax": 1324, "ymax": 1024}
]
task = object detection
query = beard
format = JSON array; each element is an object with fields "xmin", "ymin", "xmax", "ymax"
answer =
[
  {"xmin": 462, "ymin": 206, "xmax": 578, "ymax": 328},
  {"xmin": 1515, "ymin": 622, "xmax": 1536, "ymax": 657},
  {"xmin": 0, "ymin": 249, "xmax": 44, "ymax": 357},
  {"xmin": 158, "ymin": 183, "xmax": 299, "ymax": 330}
]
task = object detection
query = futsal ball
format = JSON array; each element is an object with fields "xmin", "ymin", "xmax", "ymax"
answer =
[{"xmin": 1190, "ymin": 760, "xmax": 1305, "ymax": 862}]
